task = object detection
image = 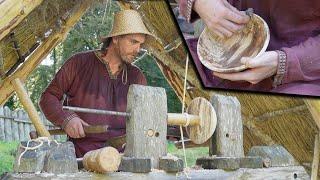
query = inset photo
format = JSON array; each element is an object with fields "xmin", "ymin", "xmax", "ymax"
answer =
[{"xmin": 172, "ymin": 0, "xmax": 320, "ymax": 96}]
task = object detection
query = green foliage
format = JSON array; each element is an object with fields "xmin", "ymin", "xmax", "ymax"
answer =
[
  {"xmin": 134, "ymin": 55, "xmax": 181, "ymax": 113},
  {"xmin": 0, "ymin": 141, "xmax": 19, "ymax": 176},
  {"xmin": 167, "ymin": 142, "xmax": 209, "ymax": 167}
]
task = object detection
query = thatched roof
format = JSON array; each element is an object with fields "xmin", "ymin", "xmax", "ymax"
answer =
[{"xmin": 0, "ymin": 0, "xmax": 319, "ymax": 175}]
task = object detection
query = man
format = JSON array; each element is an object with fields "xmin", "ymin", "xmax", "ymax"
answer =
[
  {"xmin": 39, "ymin": 10, "xmax": 157, "ymax": 157},
  {"xmin": 179, "ymin": 0, "xmax": 320, "ymax": 96}
]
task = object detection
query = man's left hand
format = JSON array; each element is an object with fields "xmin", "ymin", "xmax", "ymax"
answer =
[{"xmin": 213, "ymin": 51, "xmax": 279, "ymax": 84}]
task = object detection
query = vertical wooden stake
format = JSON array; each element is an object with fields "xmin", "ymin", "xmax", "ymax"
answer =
[
  {"xmin": 11, "ymin": 78, "xmax": 50, "ymax": 137},
  {"xmin": 312, "ymin": 133, "xmax": 320, "ymax": 180}
]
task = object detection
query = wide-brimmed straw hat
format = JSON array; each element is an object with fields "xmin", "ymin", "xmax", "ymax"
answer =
[{"xmin": 101, "ymin": 9, "xmax": 160, "ymax": 47}]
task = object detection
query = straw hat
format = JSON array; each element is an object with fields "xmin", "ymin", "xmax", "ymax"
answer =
[
  {"xmin": 197, "ymin": 13, "xmax": 270, "ymax": 73},
  {"xmin": 101, "ymin": 9, "xmax": 160, "ymax": 47}
]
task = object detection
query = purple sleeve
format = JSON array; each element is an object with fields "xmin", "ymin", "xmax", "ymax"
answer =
[
  {"xmin": 281, "ymin": 35, "xmax": 320, "ymax": 84},
  {"xmin": 39, "ymin": 55, "xmax": 79, "ymax": 128}
]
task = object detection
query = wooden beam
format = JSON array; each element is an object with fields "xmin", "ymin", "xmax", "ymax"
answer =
[
  {"xmin": 0, "ymin": 0, "xmax": 94, "ymax": 106},
  {"xmin": 11, "ymin": 78, "xmax": 50, "ymax": 137},
  {"xmin": 0, "ymin": 0, "xmax": 43, "ymax": 41},
  {"xmin": 311, "ymin": 133, "xmax": 320, "ymax": 180},
  {"xmin": 305, "ymin": 99, "xmax": 320, "ymax": 130}
]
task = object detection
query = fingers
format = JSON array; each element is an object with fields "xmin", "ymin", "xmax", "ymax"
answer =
[
  {"xmin": 78, "ymin": 123, "xmax": 85, "ymax": 138},
  {"xmin": 220, "ymin": 19, "xmax": 245, "ymax": 33},
  {"xmin": 225, "ymin": 9, "xmax": 250, "ymax": 24}
]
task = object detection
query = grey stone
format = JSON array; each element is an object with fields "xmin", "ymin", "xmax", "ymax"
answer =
[
  {"xmin": 119, "ymin": 156, "xmax": 151, "ymax": 173},
  {"xmin": 159, "ymin": 155, "xmax": 184, "ymax": 172},
  {"xmin": 247, "ymin": 145, "xmax": 299, "ymax": 167},
  {"xmin": 43, "ymin": 141, "xmax": 78, "ymax": 173},
  {"xmin": 13, "ymin": 140, "xmax": 53, "ymax": 173},
  {"xmin": 240, "ymin": 156, "xmax": 263, "ymax": 169},
  {"xmin": 196, "ymin": 156, "xmax": 240, "ymax": 170}
]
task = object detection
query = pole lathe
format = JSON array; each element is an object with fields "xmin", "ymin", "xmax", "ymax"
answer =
[{"xmin": 63, "ymin": 97, "xmax": 217, "ymax": 144}]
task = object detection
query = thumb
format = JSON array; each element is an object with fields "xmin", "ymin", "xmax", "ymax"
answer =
[{"xmin": 240, "ymin": 57, "xmax": 259, "ymax": 68}]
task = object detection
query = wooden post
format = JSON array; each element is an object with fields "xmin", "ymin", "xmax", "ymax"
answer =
[
  {"xmin": 12, "ymin": 111, "xmax": 19, "ymax": 141},
  {"xmin": 17, "ymin": 110, "xmax": 25, "ymax": 141},
  {"xmin": 0, "ymin": 106, "xmax": 5, "ymax": 140},
  {"xmin": 4, "ymin": 106, "xmax": 12, "ymax": 141},
  {"xmin": 311, "ymin": 133, "xmax": 320, "ymax": 180},
  {"xmin": 209, "ymin": 94, "xmax": 244, "ymax": 157},
  {"xmin": 123, "ymin": 85, "xmax": 167, "ymax": 170},
  {"xmin": 11, "ymin": 78, "xmax": 50, "ymax": 137}
]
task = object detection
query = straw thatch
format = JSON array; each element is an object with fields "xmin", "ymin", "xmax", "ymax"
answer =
[{"xmin": 0, "ymin": 0, "xmax": 319, "ymax": 175}]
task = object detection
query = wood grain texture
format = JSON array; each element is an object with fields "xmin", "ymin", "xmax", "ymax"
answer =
[
  {"xmin": 11, "ymin": 78, "xmax": 50, "ymax": 137},
  {"xmin": 197, "ymin": 14, "xmax": 270, "ymax": 73},
  {"xmin": 125, "ymin": 84, "xmax": 167, "ymax": 169},
  {"xmin": 186, "ymin": 97, "xmax": 217, "ymax": 144},
  {"xmin": 83, "ymin": 147, "xmax": 121, "ymax": 173},
  {"xmin": 210, "ymin": 94, "xmax": 244, "ymax": 157}
]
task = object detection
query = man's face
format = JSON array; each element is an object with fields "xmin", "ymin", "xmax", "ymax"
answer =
[{"xmin": 114, "ymin": 34, "xmax": 146, "ymax": 64}]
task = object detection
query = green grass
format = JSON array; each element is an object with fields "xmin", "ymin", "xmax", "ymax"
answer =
[
  {"xmin": 0, "ymin": 141, "xmax": 19, "ymax": 176},
  {"xmin": 167, "ymin": 141, "xmax": 208, "ymax": 167}
]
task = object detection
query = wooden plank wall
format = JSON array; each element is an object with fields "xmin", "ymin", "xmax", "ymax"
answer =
[{"xmin": 0, "ymin": 106, "xmax": 66, "ymax": 142}]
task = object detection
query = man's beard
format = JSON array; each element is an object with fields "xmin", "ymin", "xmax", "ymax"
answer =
[{"xmin": 120, "ymin": 54, "xmax": 136, "ymax": 64}]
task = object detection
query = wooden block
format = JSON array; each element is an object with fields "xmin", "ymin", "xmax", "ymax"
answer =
[
  {"xmin": 196, "ymin": 156, "xmax": 240, "ymax": 170},
  {"xmin": 159, "ymin": 155, "xmax": 184, "ymax": 172},
  {"xmin": 210, "ymin": 95, "xmax": 244, "ymax": 158},
  {"xmin": 0, "ymin": 106, "xmax": 5, "ymax": 141},
  {"xmin": 247, "ymin": 145, "xmax": 299, "ymax": 167},
  {"xmin": 240, "ymin": 156, "xmax": 263, "ymax": 169},
  {"xmin": 119, "ymin": 156, "xmax": 151, "ymax": 173},
  {"xmin": 125, "ymin": 85, "xmax": 167, "ymax": 169},
  {"xmin": 43, "ymin": 141, "xmax": 78, "ymax": 173}
]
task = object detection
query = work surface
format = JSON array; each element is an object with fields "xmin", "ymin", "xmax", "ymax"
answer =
[{"xmin": 4, "ymin": 166, "xmax": 309, "ymax": 180}]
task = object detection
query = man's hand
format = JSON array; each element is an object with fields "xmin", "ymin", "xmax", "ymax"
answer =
[
  {"xmin": 213, "ymin": 51, "xmax": 279, "ymax": 84},
  {"xmin": 193, "ymin": 0, "xmax": 250, "ymax": 38},
  {"xmin": 64, "ymin": 116, "xmax": 89, "ymax": 138}
]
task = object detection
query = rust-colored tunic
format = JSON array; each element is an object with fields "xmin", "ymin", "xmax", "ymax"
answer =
[{"xmin": 39, "ymin": 51, "xmax": 146, "ymax": 157}]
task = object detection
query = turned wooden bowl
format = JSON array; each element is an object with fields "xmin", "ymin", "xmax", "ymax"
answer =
[{"xmin": 197, "ymin": 14, "xmax": 270, "ymax": 73}]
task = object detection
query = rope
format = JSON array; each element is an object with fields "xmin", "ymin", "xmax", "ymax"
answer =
[
  {"xmin": 183, "ymin": 113, "xmax": 190, "ymax": 127},
  {"xmin": 180, "ymin": 54, "xmax": 190, "ymax": 177},
  {"xmin": 17, "ymin": 137, "xmax": 60, "ymax": 167}
]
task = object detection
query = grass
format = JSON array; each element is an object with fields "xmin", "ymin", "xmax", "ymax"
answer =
[
  {"xmin": 0, "ymin": 141, "xmax": 208, "ymax": 175},
  {"xmin": 167, "ymin": 141, "xmax": 209, "ymax": 167},
  {"xmin": 0, "ymin": 141, "xmax": 19, "ymax": 176}
]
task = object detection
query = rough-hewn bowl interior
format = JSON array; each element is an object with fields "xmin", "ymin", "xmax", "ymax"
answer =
[{"xmin": 197, "ymin": 14, "xmax": 270, "ymax": 73}]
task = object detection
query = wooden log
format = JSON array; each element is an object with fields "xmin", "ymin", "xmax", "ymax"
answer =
[
  {"xmin": 4, "ymin": 106, "xmax": 12, "ymax": 141},
  {"xmin": 12, "ymin": 111, "xmax": 19, "ymax": 141},
  {"xmin": 311, "ymin": 133, "xmax": 320, "ymax": 180},
  {"xmin": 0, "ymin": 106, "xmax": 5, "ymax": 140},
  {"xmin": 209, "ymin": 94, "xmax": 244, "ymax": 157},
  {"xmin": 304, "ymin": 99, "xmax": 320, "ymax": 130},
  {"xmin": 124, "ymin": 85, "xmax": 167, "ymax": 169},
  {"xmin": 83, "ymin": 147, "xmax": 121, "ymax": 173},
  {"xmin": 0, "ymin": 0, "xmax": 95, "ymax": 106},
  {"xmin": 11, "ymin": 78, "xmax": 50, "ymax": 137},
  {"xmin": 0, "ymin": 0, "xmax": 44, "ymax": 41}
]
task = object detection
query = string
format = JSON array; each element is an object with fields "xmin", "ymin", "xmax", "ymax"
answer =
[
  {"xmin": 17, "ymin": 137, "xmax": 60, "ymax": 167},
  {"xmin": 180, "ymin": 54, "xmax": 190, "ymax": 176}
]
